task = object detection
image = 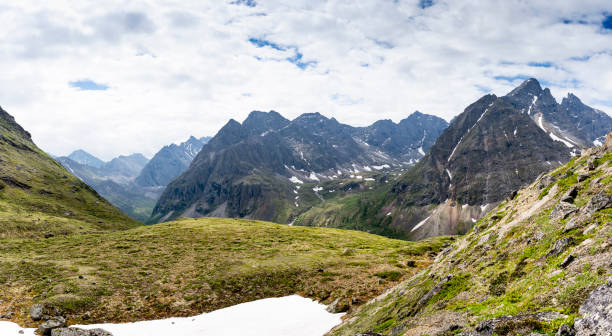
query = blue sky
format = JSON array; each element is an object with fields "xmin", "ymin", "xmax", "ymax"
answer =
[{"xmin": 0, "ymin": 0, "xmax": 611, "ymax": 159}]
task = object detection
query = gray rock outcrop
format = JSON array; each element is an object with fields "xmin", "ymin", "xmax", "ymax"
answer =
[{"xmin": 574, "ymin": 276, "xmax": 612, "ymax": 336}]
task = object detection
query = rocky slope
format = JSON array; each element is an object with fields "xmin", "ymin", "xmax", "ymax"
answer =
[
  {"xmin": 150, "ymin": 111, "xmax": 448, "ymax": 223},
  {"xmin": 0, "ymin": 106, "xmax": 138, "ymax": 238},
  {"xmin": 298, "ymin": 79, "xmax": 611, "ymax": 240},
  {"xmin": 329, "ymin": 134, "xmax": 612, "ymax": 336},
  {"xmin": 135, "ymin": 136, "xmax": 210, "ymax": 187}
]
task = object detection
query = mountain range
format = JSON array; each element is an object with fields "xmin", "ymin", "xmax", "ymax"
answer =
[
  {"xmin": 296, "ymin": 78, "xmax": 612, "ymax": 239},
  {"xmin": 147, "ymin": 78, "xmax": 612, "ymax": 240},
  {"xmin": 150, "ymin": 110, "xmax": 448, "ymax": 223}
]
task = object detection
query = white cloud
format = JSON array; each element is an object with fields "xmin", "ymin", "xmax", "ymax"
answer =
[{"xmin": 0, "ymin": 0, "xmax": 611, "ymax": 160}]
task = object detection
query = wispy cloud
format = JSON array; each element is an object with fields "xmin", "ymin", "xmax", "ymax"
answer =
[{"xmin": 0, "ymin": 0, "xmax": 611, "ymax": 160}]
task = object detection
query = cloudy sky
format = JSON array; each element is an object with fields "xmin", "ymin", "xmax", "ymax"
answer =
[{"xmin": 1, "ymin": 0, "xmax": 611, "ymax": 160}]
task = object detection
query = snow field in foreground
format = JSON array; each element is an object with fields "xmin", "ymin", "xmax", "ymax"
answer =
[{"xmin": 0, "ymin": 295, "xmax": 343, "ymax": 336}]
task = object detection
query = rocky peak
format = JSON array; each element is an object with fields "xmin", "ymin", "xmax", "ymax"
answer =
[
  {"xmin": 561, "ymin": 92, "xmax": 582, "ymax": 106},
  {"xmin": 506, "ymin": 78, "xmax": 543, "ymax": 98},
  {"xmin": 0, "ymin": 105, "xmax": 32, "ymax": 141},
  {"xmin": 242, "ymin": 110, "xmax": 290, "ymax": 135}
]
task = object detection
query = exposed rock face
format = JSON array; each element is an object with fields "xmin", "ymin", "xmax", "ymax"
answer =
[
  {"xmin": 574, "ymin": 276, "xmax": 612, "ymax": 336},
  {"xmin": 386, "ymin": 81, "xmax": 575, "ymax": 239},
  {"xmin": 151, "ymin": 110, "xmax": 447, "ymax": 223},
  {"xmin": 0, "ymin": 105, "xmax": 32, "ymax": 140},
  {"xmin": 135, "ymin": 136, "xmax": 210, "ymax": 187}
]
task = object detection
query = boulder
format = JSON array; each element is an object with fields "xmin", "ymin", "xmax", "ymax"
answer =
[
  {"xmin": 576, "ymin": 173, "xmax": 590, "ymax": 182},
  {"xmin": 574, "ymin": 276, "xmax": 612, "ymax": 336},
  {"xmin": 51, "ymin": 328, "xmax": 113, "ymax": 336},
  {"xmin": 474, "ymin": 311, "xmax": 566, "ymax": 336},
  {"xmin": 584, "ymin": 194, "xmax": 612, "ymax": 215},
  {"xmin": 326, "ymin": 298, "xmax": 350, "ymax": 313},
  {"xmin": 354, "ymin": 333, "xmax": 383, "ymax": 336},
  {"xmin": 546, "ymin": 238, "xmax": 574, "ymax": 257},
  {"xmin": 560, "ymin": 186, "xmax": 579, "ymax": 203},
  {"xmin": 602, "ymin": 132, "xmax": 612, "ymax": 153},
  {"xmin": 550, "ymin": 202, "xmax": 578, "ymax": 220},
  {"xmin": 30, "ymin": 303, "xmax": 44, "ymax": 321},
  {"xmin": 39, "ymin": 316, "xmax": 66, "ymax": 336},
  {"xmin": 556, "ymin": 324, "xmax": 576, "ymax": 336},
  {"xmin": 538, "ymin": 175, "xmax": 556, "ymax": 190}
]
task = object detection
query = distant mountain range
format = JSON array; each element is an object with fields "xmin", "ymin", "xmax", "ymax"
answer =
[
  {"xmin": 297, "ymin": 78, "xmax": 612, "ymax": 239},
  {"xmin": 150, "ymin": 110, "xmax": 449, "ymax": 223},
  {"xmin": 0, "ymin": 106, "xmax": 138, "ymax": 238},
  {"xmin": 136, "ymin": 136, "xmax": 211, "ymax": 187},
  {"xmin": 56, "ymin": 136, "xmax": 210, "ymax": 221}
]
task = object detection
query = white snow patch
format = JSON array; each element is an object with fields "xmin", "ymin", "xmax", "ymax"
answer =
[
  {"xmin": 290, "ymin": 176, "xmax": 304, "ymax": 184},
  {"xmin": 418, "ymin": 147, "xmax": 425, "ymax": 156},
  {"xmin": 372, "ymin": 164, "xmax": 390, "ymax": 170},
  {"xmin": 537, "ymin": 114, "xmax": 546, "ymax": 132},
  {"xmin": 411, "ymin": 216, "xmax": 431, "ymax": 232},
  {"xmin": 0, "ymin": 322, "xmax": 36, "ymax": 336},
  {"xmin": 513, "ymin": 128, "xmax": 517, "ymax": 136},
  {"xmin": 308, "ymin": 172, "xmax": 320, "ymax": 181},
  {"xmin": 355, "ymin": 176, "xmax": 363, "ymax": 180},
  {"xmin": 300, "ymin": 151, "xmax": 305, "ymax": 160},
  {"xmin": 548, "ymin": 132, "xmax": 574, "ymax": 148},
  {"xmin": 386, "ymin": 212, "xmax": 392, "ymax": 216},
  {"xmin": 527, "ymin": 95, "xmax": 538, "ymax": 115},
  {"xmin": 364, "ymin": 178, "xmax": 375, "ymax": 181},
  {"xmin": 480, "ymin": 204, "xmax": 489, "ymax": 212},
  {"xmin": 462, "ymin": 204, "xmax": 468, "ymax": 209},
  {"xmin": 13, "ymin": 296, "xmax": 342, "ymax": 336},
  {"xmin": 337, "ymin": 170, "xmax": 342, "ymax": 175},
  {"xmin": 260, "ymin": 131, "xmax": 269, "ymax": 137},
  {"xmin": 312, "ymin": 187, "xmax": 323, "ymax": 192},
  {"xmin": 363, "ymin": 166, "xmax": 372, "ymax": 172},
  {"xmin": 293, "ymin": 190, "xmax": 298, "ymax": 194},
  {"xmin": 446, "ymin": 169, "xmax": 452, "ymax": 180},
  {"xmin": 471, "ymin": 218, "xmax": 477, "ymax": 223},
  {"xmin": 296, "ymin": 186, "xmax": 301, "ymax": 190},
  {"xmin": 593, "ymin": 139, "xmax": 603, "ymax": 146},
  {"xmin": 295, "ymin": 202, "xmax": 299, "ymax": 207}
]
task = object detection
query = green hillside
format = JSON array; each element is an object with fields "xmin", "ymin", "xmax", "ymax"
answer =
[
  {"xmin": 0, "ymin": 106, "xmax": 139, "ymax": 238},
  {"xmin": 329, "ymin": 138, "xmax": 612, "ymax": 336},
  {"xmin": 0, "ymin": 218, "xmax": 451, "ymax": 327}
]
